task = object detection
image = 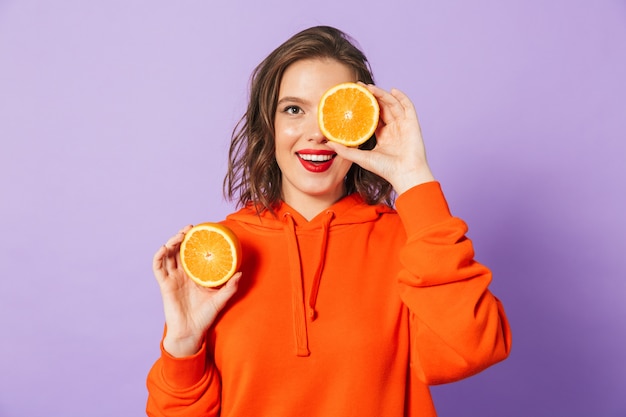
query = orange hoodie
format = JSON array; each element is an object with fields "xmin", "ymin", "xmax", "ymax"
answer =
[{"xmin": 146, "ymin": 182, "xmax": 511, "ymax": 417}]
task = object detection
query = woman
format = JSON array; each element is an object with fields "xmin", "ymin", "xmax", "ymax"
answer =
[{"xmin": 147, "ymin": 25, "xmax": 511, "ymax": 417}]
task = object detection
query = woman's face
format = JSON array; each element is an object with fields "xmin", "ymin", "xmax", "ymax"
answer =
[{"xmin": 274, "ymin": 58, "xmax": 356, "ymax": 209}]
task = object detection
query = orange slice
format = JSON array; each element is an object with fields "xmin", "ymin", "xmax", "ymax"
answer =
[
  {"xmin": 318, "ymin": 82, "xmax": 379, "ymax": 147},
  {"xmin": 180, "ymin": 223, "xmax": 241, "ymax": 288}
]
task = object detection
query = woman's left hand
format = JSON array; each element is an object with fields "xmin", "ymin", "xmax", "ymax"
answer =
[{"xmin": 326, "ymin": 84, "xmax": 435, "ymax": 195}]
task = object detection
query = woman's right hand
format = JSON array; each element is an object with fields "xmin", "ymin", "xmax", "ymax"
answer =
[{"xmin": 152, "ymin": 225, "xmax": 242, "ymax": 358}]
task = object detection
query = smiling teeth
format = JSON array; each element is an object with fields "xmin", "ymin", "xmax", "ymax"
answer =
[{"xmin": 299, "ymin": 154, "xmax": 333, "ymax": 162}]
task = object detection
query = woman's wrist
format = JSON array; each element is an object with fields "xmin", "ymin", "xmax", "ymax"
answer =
[
  {"xmin": 163, "ymin": 332, "xmax": 204, "ymax": 358},
  {"xmin": 391, "ymin": 168, "xmax": 436, "ymax": 195}
]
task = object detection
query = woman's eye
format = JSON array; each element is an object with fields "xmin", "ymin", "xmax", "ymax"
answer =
[{"xmin": 284, "ymin": 105, "xmax": 303, "ymax": 115}]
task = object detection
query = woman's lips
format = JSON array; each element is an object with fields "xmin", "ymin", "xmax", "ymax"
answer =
[{"xmin": 296, "ymin": 150, "xmax": 336, "ymax": 173}]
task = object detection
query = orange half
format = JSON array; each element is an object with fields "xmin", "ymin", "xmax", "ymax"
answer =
[
  {"xmin": 318, "ymin": 82, "xmax": 379, "ymax": 147},
  {"xmin": 179, "ymin": 223, "xmax": 241, "ymax": 288}
]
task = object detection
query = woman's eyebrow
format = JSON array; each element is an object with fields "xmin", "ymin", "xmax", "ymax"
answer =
[{"xmin": 276, "ymin": 96, "xmax": 310, "ymax": 106}]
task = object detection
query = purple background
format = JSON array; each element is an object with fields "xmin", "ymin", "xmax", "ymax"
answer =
[{"xmin": 1, "ymin": 1, "xmax": 625, "ymax": 416}]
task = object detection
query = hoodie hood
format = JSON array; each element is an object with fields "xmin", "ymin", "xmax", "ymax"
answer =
[
  {"xmin": 226, "ymin": 194, "xmax": 394, "ymax": 356},
  {"xmin": 226, "ymin": 193, "xmax": 390, "ymax": 229}
]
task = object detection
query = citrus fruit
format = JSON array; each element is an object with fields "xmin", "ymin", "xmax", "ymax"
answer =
[
  {"xmin": 179, "ymin": 223, "xmax": 241, "ymax": 288},
  {"xmin": 318, "ymin": 82, "xmax": 379, "ymax": 147}
]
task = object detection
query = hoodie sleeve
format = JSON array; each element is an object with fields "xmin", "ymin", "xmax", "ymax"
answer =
[
  {"xmin": 394, "ymin": 181, "xmax": 512, "ymax": 385},
  {"xmin": 146, "ymin": 338, "xmax": 221, "ymax": 417}
]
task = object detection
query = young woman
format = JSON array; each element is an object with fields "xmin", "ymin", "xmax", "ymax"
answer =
[{"xmin": 147, "ymin": 25, "xmax": 511, "ymax": 417}]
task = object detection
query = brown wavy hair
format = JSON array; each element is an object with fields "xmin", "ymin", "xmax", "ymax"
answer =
[{"xmin": 223, "ymin": 25, "xmax": 394, "ymax": 213}]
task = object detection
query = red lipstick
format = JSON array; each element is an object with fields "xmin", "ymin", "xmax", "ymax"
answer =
[{"xmin": 296, "ymin": 149, "xmax": 336, "ymax": 173}]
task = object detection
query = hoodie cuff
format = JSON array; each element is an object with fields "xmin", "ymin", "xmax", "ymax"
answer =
[
  {"xmin": 395, "ymin": 181, "xmax": 452, "ymax": 234},
  {"xmin": 159, "ymin": 340, "xmax": 207, "ymax": 389}
]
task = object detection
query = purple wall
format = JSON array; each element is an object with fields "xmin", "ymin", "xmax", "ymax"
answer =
[{"xmin": 1, "ymin": 1, "xmax": 624, "ymax": 416}]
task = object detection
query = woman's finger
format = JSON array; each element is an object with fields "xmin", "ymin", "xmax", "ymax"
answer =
[
  {"xmin": 367, "ymin": 84, "xmax": 405, "ymax": 126},
  {"xmin": 164, "ymin": 243, "xmax": 178, "ymax": 271},
  {"xmin": 162, "ymin": 226, "xmax": 192, "ymax": 271},
  {"xmin": 326, "ymin": 141, "xmax": 377, "ymax": 174},
  {"xmin": 152, "ymin": 245, "xmax": 168, "ymax": 283},
  {"xmin": 389, "ymin": 88, "xmax": 418, "ymax": 121},
  {"xmin": 209, "ymin": 272, "xmax": 243, "ymax": 313}
]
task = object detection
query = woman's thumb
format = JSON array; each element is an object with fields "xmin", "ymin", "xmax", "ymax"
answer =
[{"xmin": 210, "ymin": 272, "xmax": 242, "ymax": 313}]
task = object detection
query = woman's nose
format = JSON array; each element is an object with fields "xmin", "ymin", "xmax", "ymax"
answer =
[{"xmin": 307, "ymin": 117, "xmax": 328, "ymax": 143}]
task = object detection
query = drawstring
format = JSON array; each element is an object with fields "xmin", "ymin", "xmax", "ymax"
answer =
[
  {"xmin": 283, "ymin": 213, "xmax": 310, "ymax": 357},
  {"xmin": 308, "ymin": 210, "xmax": 334, "ymax": 320},
  {"xmin": 283, "ymin": 210, "xmax": 335, "ymax": 357}
]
